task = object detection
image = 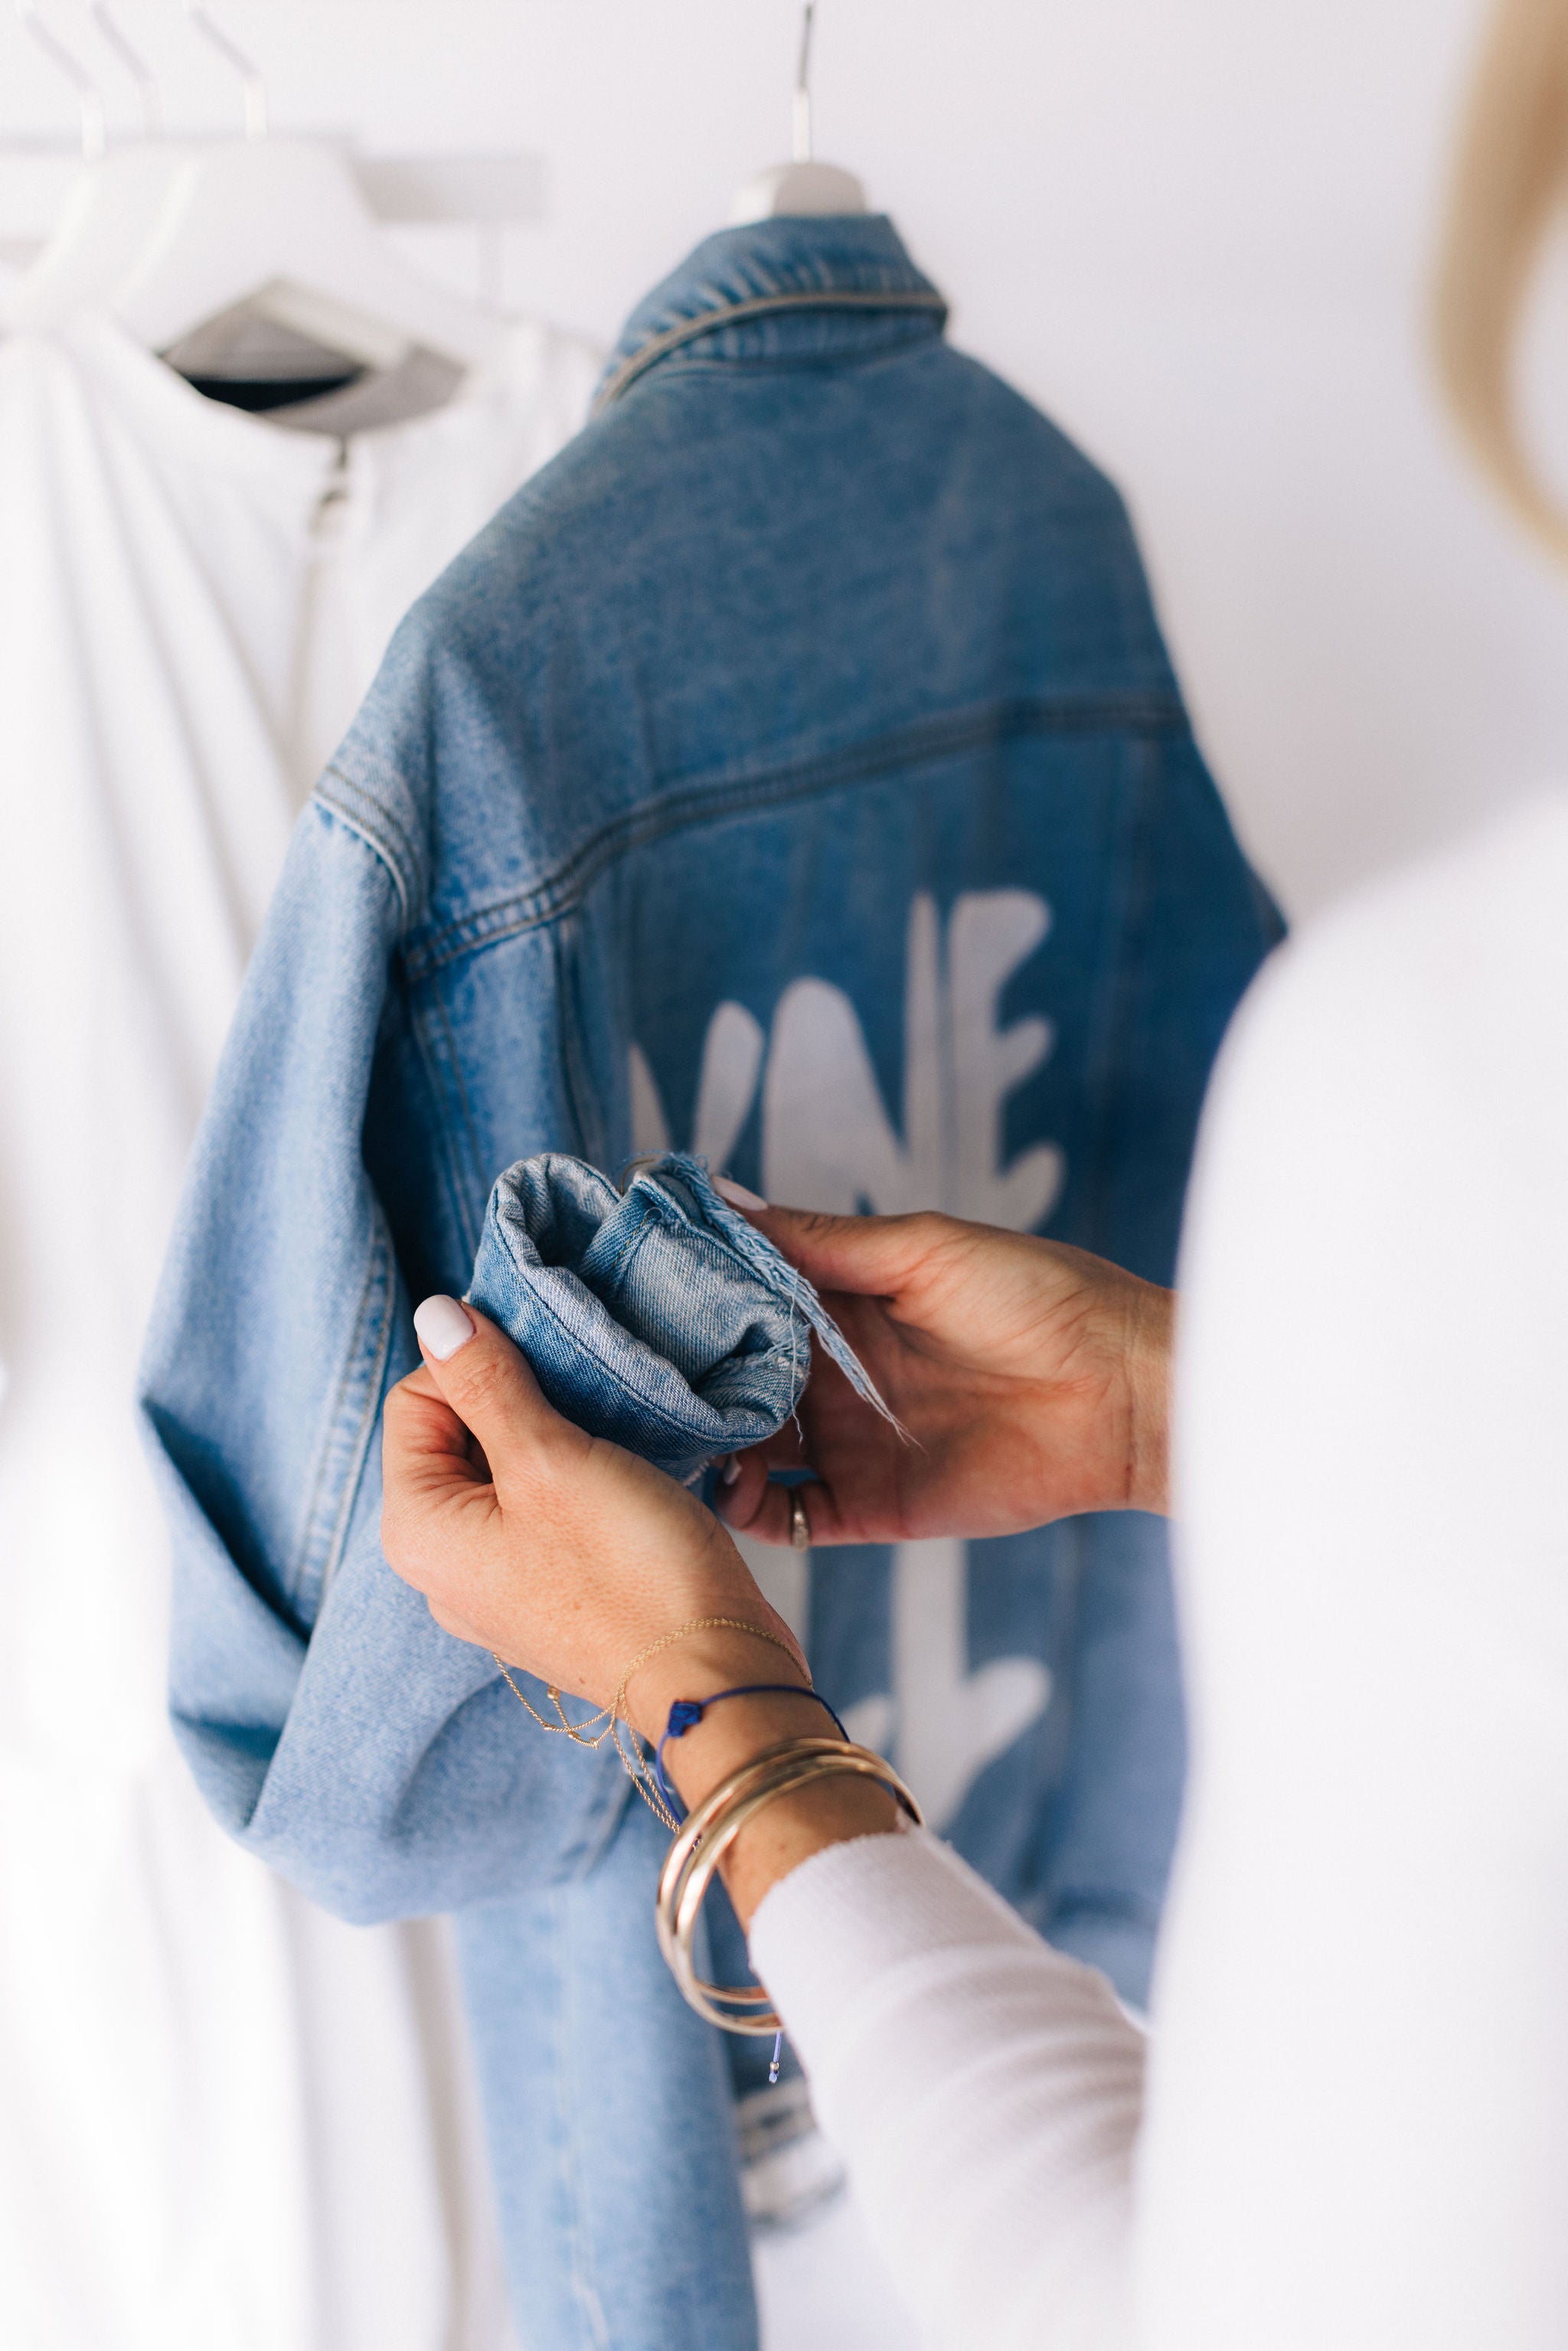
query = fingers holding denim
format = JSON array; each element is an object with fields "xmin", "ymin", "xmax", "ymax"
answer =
[
  {"xmin": 713, "ymin": 1442, "xmax": 779, "ymax": 1536},
  {"xmin": 710, "ymin": 1412, "xmax": 812, "ymax": 1538},
  {"xmin": 747, "ymin": 1203, "xmax": 952, "ymax": 1299},
  {"xmin": 714, "ymin": 1457, "xmax": 854, "ymax": 1549},
  {"xmin": 710, "ymin": 1176, "xmax": 954, "ymax": 1304},
  {"xmin": 385, "ymin": 1292, "xmax": 783, "ymax": 1695},
  {"xmin": 410, "ymin": 1299, "xmax": 590, "ymax": 1499},
  {"xmin": 381, "ymin": 1365, "xmax": 505, "ymax": 1620},
  {"xmin": 384, "ymin": 1301, "xmax": 586, "ymax": 1634}
]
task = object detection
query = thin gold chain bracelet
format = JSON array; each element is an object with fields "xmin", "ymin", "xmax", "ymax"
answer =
[{"xmin": 491, "ymin": 1615, "xmax": 808, "ymax": 1831}]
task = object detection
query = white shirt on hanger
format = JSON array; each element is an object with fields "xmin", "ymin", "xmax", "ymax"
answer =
[{"xmin": 0, "ymin": 311, "xmax": 601, "ymax": 2351}]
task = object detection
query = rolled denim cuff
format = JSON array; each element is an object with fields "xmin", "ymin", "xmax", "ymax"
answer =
[{"xmin": 466, "ymin": 1150, "xmax": 891, "ymax": 1482}]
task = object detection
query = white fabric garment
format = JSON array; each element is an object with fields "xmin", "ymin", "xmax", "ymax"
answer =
[
  {"xmin": 750, "ymin": 788, "xmax": 1568, "ymax": 2350},
  {"xmin": 0, "ymin": 313, "xmax": 601, "ymax": 2351},
  {"xmin": 753, "ymin": 2180, "xmax": 923, "ymax": 2351}
]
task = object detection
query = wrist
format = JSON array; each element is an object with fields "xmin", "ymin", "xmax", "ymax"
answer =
[
  {"xmin": 624, "ymin": 1633, "xmax": 810, "ymax": 1750},
  {"xmin": 662, "ymin": 1694, "xmax": 898, "ymax": 1928},
  {"xmin": 629, "ymin": 1672, "xmax": 900, "ymax": 1929},
  {"xmin": 649, "ymin": 1687, "xmax": 828, "ymax": 1809}
]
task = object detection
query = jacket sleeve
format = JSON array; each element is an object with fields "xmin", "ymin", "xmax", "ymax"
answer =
[{"xmin": 140, "ymin": 799, "xmax": 623, "ymax": 1923}]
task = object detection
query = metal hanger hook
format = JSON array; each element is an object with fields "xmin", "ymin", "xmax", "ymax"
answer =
[
  {"xmin": 792, "ymin": 0, "xmax": 816, "ymax": 164},
  {"xmin": 180, "ymin": 0, "xmax": 268, "ymax": 140},
  {"xmin": 14, "ymin": 0, "xmax": 108, "ymax": 160},
  {"xmin": 88, "ymin": 2, "xmax": 161, "ymax": 138}
]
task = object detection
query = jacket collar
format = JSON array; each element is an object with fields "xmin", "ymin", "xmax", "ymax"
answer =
[{"xmin": 595, "ymin": 213, "xmax": 947, "ymax": 411}]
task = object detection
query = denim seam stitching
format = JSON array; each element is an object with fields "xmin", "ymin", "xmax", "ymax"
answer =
[
  {"xmin": 497, "ymin": 1247, "xmax": 743, "ymax": 1444},
  {"xmin": 639, "ymin": 1181, "xmax": 787, "ymax": 1296},
  {"xmin": 586, "ymin": 1195, "xmax": 657, "ymax": 1305},
  {"xmin": 289, "ymin": 1229, "xmax": 377, "ymax": 1607},
  {"xmin": 320, "ymin": 764, "xmax": 421, "ymax": 885},
  {"xmin": 399, "ymin": 694, "xmax": 1187, "ymax": 981},
  {"xmin": 593, "ymin": 286, "xmax": 949, "ymax": 411},
  {"xmin": 430, "ymin": 981, "xmax": 488, "ymax": 1262},
  {"xmin": 315, "ymin": 772, "xmax": 416, "ymax": 921},
  {"xmin": 639, "ymin": 331, "xmax": 945, "ymax": 387},
  {"xmin": 554, "ymin": 916, "xmax": 609, "ymax": 1171},
  {"xmin": 290, "ymin": 1216, "xmax": 390, "ymax": 1609},
  {"xmin": 407, "ymin": 992, "xmax": 487, "ymax": 1275},
  {"xmin": 318, "ymin": 1223, "xmax": 396, "ymax": 1598}
]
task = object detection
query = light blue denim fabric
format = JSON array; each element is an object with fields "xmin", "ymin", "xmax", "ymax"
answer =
[
  {"xmin": 142, "ymin": 212, "xmax": 1283, "ymax": 2349},
  {"xmin": 469, "ymin": 1151, "xmax": 887, "ymax": 1482}
]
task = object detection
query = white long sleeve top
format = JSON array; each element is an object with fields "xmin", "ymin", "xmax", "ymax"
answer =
[{"xmin": 750, "ymin": 789, "xmax": 1568, "ymax": 2351}]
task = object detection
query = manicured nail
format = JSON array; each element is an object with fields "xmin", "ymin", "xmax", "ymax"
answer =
[
  {"xmin": 414, "ymin": 1295, "xmax": 475, "ymax": 1361},
  {"xmin": 721, "ymin": 1454, "xmax": 743, "ymax": 1486},
  {"xmin": 714, "ymin": 1176, "xmax": 767, "ymax": 1211}
]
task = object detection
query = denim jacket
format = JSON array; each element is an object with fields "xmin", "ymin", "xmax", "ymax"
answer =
[{"xmin": 143, "ymin": 214, "xmax": 1282, "ymax": 2350}]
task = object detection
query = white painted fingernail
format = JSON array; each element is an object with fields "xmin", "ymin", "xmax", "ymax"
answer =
[
  {"xmin": 722, "ymin": 1454, "xmax": 743, "ymax": 1486},
  {"xmin": 714, "ymin": 1176, "xmax": 767, "ymax": 1210},
  {"xmin": 414, "ymin": 1295, "xmax": 475, "ymax": 1361}
]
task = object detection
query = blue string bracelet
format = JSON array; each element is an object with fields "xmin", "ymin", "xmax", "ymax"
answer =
[
  {"xmin": 654, "ymin": 1684, "xmax": 851, "ymax": 1821},
  {"xmin": 655, "ymin": 1681, "xmax": 851, "ymax": 2087}
]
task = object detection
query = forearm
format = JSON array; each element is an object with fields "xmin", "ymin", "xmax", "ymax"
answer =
[
  {"xmin": 750, "ymin": 1830, "xmax": 1140, "ymax": 2351},
  {"xmin": 628, "ymin": 1653, "xmax": 897, "ymax": 1925},
  {"xmin": 629, "ymin": 1646, "xmax": 1141, "ymax": 2348}
]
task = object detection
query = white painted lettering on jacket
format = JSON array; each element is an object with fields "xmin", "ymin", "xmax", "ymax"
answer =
[{"xmin": 630, "ymin": 887, "xmax": 1062, "ymax": 1827}]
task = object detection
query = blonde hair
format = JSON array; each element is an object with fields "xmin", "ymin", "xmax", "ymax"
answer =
[{"xmin": 1433, "ymin": 0, "xmax": 1568, "ymax": 559}]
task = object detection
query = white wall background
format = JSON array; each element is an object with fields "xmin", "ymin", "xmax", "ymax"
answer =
[{"xmin": 7, "ymin": 0, "xmax": 1567, "ymax": 919}]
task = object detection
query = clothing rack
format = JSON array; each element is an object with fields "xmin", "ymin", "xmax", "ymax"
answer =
[{"xmin": 0, "ymin": 143, "xmax": 545, "ymax": 269}]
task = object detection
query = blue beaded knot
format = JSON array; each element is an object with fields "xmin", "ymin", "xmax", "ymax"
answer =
[{"xmin": 654, "ymin": 1685, "xmax": 850, "ymax": 1823}]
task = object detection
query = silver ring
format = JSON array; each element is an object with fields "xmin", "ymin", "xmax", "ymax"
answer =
[{"xmin": 788, "ymin": 1489, "xmax": 811, "ymax": 1551}]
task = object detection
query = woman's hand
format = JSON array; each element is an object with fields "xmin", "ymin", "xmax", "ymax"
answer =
[
  {"xmin": 380, "ymin": 1298, "xmax": 804, "ymax": 1729},
  {"xmin": 378, "ymin": 1210, "xmax": 1171, "ymax": 1922},
  {"xmin": 716, "ymin": 1204, "xmax": 1173, "ymax": 1549},
  {"xmin": 381, "ymin": 1302, "xmax": 893, "ymax": 1921}
]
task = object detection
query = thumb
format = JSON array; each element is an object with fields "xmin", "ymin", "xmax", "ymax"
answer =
[
  {"xmin": 409, "ymin": 1294, "xmax": 586, "ymax": 1493},
  {"xmin": 745, "ymin": 1200, "xmax": 942, "ymax": 1298}
]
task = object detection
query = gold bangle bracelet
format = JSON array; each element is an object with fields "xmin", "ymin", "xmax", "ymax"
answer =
[
  {"xmin": 656, "ymin": 1738, "xmax": 857, "ymax": 2022},
  {"xmin": 658, "ymin": 1740, "xmax": 923, "ymax": 2033},
  {"xmin": 655, "ymin": 1735, "xmax": 923, "ymax": 2035},
  {"xmin": 658, "ymin": 1752, "xmax": 834, "ymax": 2030},
  {"xmin": 667, "ymin": 1752, "xmax": 906, "ymax": 2021}
]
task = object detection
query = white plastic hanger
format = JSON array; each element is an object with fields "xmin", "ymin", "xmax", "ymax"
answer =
[
  {"xmin": 11, "ymin": 0, "xmax": 105, "ymax": 161},
  {"xmin": 731, "ymin": 2, "xmax": 867, "ymax": 224},
  {"xmin": 26, "ymin": 0, "xmax": 500, "ymax": 372},
  {"xmin": 113, "ymin": 136, "xmax": 505, "ymax": 371},
  {"xmin": 107, "ymin": 2, "xmax": 503, "ymax": 371},
  {"xmin": 9, "ymin": 3, "xmax": 193, "ymax": 329}
]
